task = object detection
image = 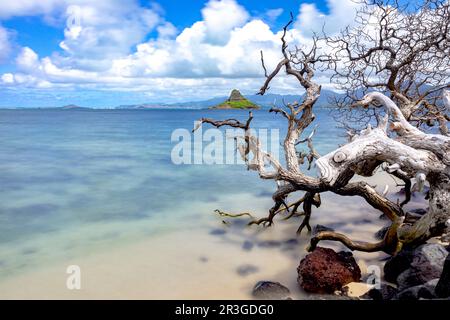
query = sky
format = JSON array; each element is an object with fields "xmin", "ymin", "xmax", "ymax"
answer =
[{"xmin": 0, "ymin": 0, "xmax": 371, "ymax": 107}]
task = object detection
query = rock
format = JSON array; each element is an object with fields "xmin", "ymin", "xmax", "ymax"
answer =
[
  {"xmin": 199, "ymin": 256, "xmax": 208, "ymax": 263},
  {"xmin": 435, "ymin": 253, "xmax": 450, "ymax": 298},
  {"xmin": 236, "ymin": 264, "xmax": 259, "ymax": 277},
  {"xmin": 252, "ymin": 281, "xmax": 291, "ymax": 300},
  {"xmin": 257, "ymin": 240, "xmax": 282, "ymax": 248},
  {"xmin": 284, "ymin": 238, "xmax": 299, "ymax": 246},
  {"xmin": 304, "ymin": 294, "xmax": 356, "ymax": 300},
  {"xmin": 384, "ymin": 248, "xmax": 415, "ymax": 283},
  {"xmin": 209, "ymin": 89, "xmax": 260, "ymax": 110},
  {"xmin": 229, "ymin": 89, "xmax": 246, "ymax": 101},
  {"xmin": 409, "ymin": 208, "xmax": 427, "ymax": 215},
  {"xmin": 353, "ymin": 218, "xmax": 372, "ymax": 225},
  {"xmin": 361, "ymin": 283, "xmax": 398, "ymax": 300},
  {"xmin": 242, "ymin": 240, "xmax": 254, "ymax": 251},
  {"xmin": 209, "ymin": 228, "xmax": 226, "ymax": 236},
  {"xmin": 396, "ymin": 244, "xmax": 447, "ymax": 290},
  {"xmin": 440, "ymin": 232, "xmax": 450, "ymax": 243},
  {"xmin": 375, "ymin": 226, "xmax": 389, "ymax": 240},
  {"xmin": 342, "ymin": 282, "xmax": 373, "ymax": 298},
  {"xmin": 396, "ymin": 279, "xmax": 439, "ymax": 300},
  {"xmin": 297, "ymin": 247, "xmax": 361, "ymax": 294},
  {"xmin": 405, "ymin": 212, "xmax": 424, "ymax": 223},
  {"xmin": 281, "ymin": 238, "xmax": 299, "ymax": 251},
  {"xmin": 312, "ymin": 224, "xmax": 334, "ymax": 235}
]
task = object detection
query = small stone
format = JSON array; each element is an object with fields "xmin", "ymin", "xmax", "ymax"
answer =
[
  {"xmin": 342, "ymin": 282, "xmax": 373, "ymax": 298},
  {"xmin": 440, "ymin": 233, "xmax": 450, "ymax": 244},
  {"xmin": 242, "ymin": 240, "xmax": 254, "ymax": 251},
  {"xmin": 374, "ymin": 226, "xmax": 389, "ymax": 240},
  {"xmin": 353, "ymin": 219, "xmax": 372, "ymax": 225},
  {"xmin": 409, "ymin": 208, "xmax": 427, "ymax": 215},
  {"xmin": 199, "ymin": 256, "xmax": 209, "ymax": 263},
  {"xmin": 252, "ymin": 281, "xmax": 290, "ymax": 300},
  {"xmin": 257, "ymin": 240, "xmax": 282, "ymax": 248},
  {"xmin": 236, "ymin": 264, "xmax": 259, "ymax": 277},
  {"xmin": 312, "ymin": 224, "xmax": 334, "ymax": 235},
  {"xmin": 361, "ymin": 283, "xmax": 398, "ymax": 300},
  {"xmin": 209, "ymin": 228, "xmax": 226, "ymax": 236},
  {"xmin": 284, "ymin": 238, "xmax": 299, "ymax": 245},
  {"xmin": 435, "ymin": 253, "xmax": 450, "ymax": 298},
  {"xmin": 298, "ymin": 247, "xmax": 361, "ymax": 294}
]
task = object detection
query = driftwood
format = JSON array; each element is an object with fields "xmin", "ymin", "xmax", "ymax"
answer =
[{"xmin": 197, "ymin": 1, "xmax": 449, "ymax": 255}]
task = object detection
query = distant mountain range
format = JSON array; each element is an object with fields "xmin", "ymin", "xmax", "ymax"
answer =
[
  {"xmin": 0, "ymin": 89, "xmax": 341, "ymax": 110},
  {"xmin": 116, "ymin": 89, "xmax": 341, "ymax": 110}
]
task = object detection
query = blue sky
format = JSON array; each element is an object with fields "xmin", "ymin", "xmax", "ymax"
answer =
[{"xmin": 0, "ymin": 1, "xmax": 358, "ymax": 107}]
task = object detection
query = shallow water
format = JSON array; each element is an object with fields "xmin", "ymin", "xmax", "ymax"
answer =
[{"xmin": 0, "ymin": 108, "xmax": 425, "ymax": 298}]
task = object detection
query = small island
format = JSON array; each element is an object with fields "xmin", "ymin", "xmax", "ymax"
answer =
[{"xmin": 209, "ymin": 89, "xmax": 260, "ymax": 110}]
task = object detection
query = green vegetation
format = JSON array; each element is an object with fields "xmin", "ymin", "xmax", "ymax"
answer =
[
  {"xmin": 210, "ymin": 89, "xmax": 260, "ymax": 110},
  {"xmin": 213, "ymin": 99, "xmax": 259, "ymax": 109}
]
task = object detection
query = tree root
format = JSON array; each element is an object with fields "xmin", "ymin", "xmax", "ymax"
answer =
[
  {"xmin": 308, "ymin": 216, "xmax": 404, "ymax": 254},
  {"xmin": 214, "ymin": 209, "xmax": 255, "ymax": 219}
]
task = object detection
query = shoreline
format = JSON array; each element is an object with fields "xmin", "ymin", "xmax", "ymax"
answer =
[{"xmin": 0, "ymin": 172, "xmax": 427, "ymax": 299}]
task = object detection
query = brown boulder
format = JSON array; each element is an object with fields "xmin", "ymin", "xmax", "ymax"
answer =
[{"xmin": 298, "ymin": 247, "xmax": 361, "ymax": 294}]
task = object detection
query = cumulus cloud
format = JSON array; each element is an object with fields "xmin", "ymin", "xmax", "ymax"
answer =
[
  {"xmin": 295, "ymin": 0, "xmax": 361, "ymax": 36},
  {"xmin": 0, "ymin": 0, "xmax": 368, "ymax": 102},
  {"xmin": 0, "ymin": 0, "xmax": 62, "ymax": 19}
]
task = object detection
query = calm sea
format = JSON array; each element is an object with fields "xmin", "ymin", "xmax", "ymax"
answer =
[{"xmin": 0, "ymin": 108, "xmax": 344, "ymax": 279}]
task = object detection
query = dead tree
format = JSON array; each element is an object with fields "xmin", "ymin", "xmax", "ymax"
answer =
[
  {"xmin": 329, "ymin": 0, "xmax": 450, "ymax": 134},
  {"xmin": 196, "ymin": 3, "xmax": 449, "ymax": 255}
]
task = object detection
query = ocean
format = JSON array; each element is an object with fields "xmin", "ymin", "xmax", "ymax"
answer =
[{"xmin": 0, "ymin": 108, "xmax": 396, "ymax": 298}]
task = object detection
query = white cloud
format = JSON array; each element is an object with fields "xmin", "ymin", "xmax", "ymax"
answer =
[
  {"xmin": 16, "ymin": 47, "xmax": 39, "ymax": 71},
  {"xmin": 1, "ymin": 73, "xmax": 14, "ymax": 83},
  {"xmin": 201, "ymin": 0, "xmax": 249, "ymax": 45},
  {"xmin": 0, "ymin": 0, "xmax": 62, "ymax": 19},
  {"xmin": 265, "ymin": 8, "xmax": 284, "ymax": 22},
  {"xmin": 295, "ymin": 0, "xmax": 361, "ymax": 36},
  {"xmin": 0, "ymin": 0, "xmax": 371, "ymax": 102}
]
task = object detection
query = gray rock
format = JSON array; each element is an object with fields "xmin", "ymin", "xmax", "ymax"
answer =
[
  {"xmin": 396, "ymin": 244, "xmax": 447, "ymax": 290},
  {"xmin": 409, "ymin": 208, "xmax": 427, "ymax": 215},
  {"xmin": 242, "ymin": 240, "xmax": 254, "ymax": 251},
  {"xmin": 375, "ymin": 226, "xmax": 389, "ymax": 240},
  {"xmin": 209, "ymin": 228, "xmax": 226, "ymax": 236},
  {"xmin": 396, "ymin": 279, "xmax": 439, "ymax": 300},
  {"xmin": 281, "ymin": 238, "xmax": 299, "ymax": 251},
  {"xmin": 384, "ymin": 248, "xmax": 414, "ymax": 283},
  {"xmin": 257, "ymin": 240, "xmax": 282, "ymax": 248},
  {"xmin": 252, "ymin": 281, "xmax": 291, "ymax": 300},
  {"xmin": 435, "ymin": 253, "xmax": 450, "ymax": 298},
  {"xmin": 236, "ymin": 264, "xmax": 259, "ymax": 276},
  {"xmin": 312, "ymin": 224, "xmax": 334, "ymax": 235},
  {"xmin": 284, "ymin": 238, "xmax": 299, "ymax": 246},
  {"xmin": 361, "ymin": 283, "xmax": 398, "ymax": 300},
  {"xmin": 440, "ymin": 232, "xmax": 450, "ymax": 243},
  {"xmin": 353, "ymin": 218, "xmax": 372, "ymax": 225}
]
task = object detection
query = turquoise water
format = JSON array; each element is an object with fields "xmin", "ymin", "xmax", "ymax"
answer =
[{"xmin": 0, "ymin": 108, "xmax": 344, "ymax": 279}]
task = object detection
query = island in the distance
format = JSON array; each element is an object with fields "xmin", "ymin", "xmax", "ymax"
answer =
[{"xmin": 209, "ymin": 89, "xmax": 260, "ymax": 110}]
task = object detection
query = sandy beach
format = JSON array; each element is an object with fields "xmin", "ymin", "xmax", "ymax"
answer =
[{"xmin": 0, "ymin": 171, "xmax": 420, "ymax": 300}]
